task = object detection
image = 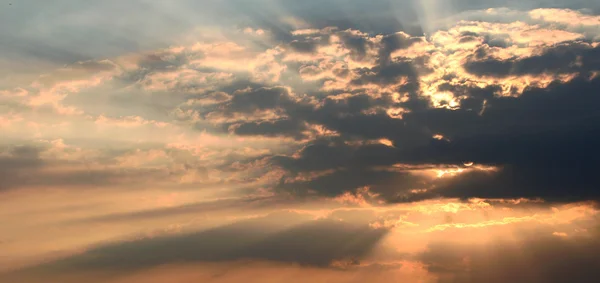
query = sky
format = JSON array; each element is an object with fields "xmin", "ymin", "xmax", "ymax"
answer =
[{"xmin": 1, "ymin": 0, "xmax": 600, "ymax": 282}]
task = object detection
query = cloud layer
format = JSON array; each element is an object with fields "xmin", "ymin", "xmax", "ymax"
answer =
[{"xmin": 2, "ymin": 2, "xmax": 600, "ymax": 283}]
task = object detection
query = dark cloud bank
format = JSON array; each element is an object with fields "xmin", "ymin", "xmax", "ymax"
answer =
[
  {"xmin": 192, "ymin": 30, "xmax": 600, "ymax": 204},
  {"xmin": 1, "ymin": 211, "xmax": 388, "ymax": 281},
  {"xmin": 5, "ymin": 212, "xmax": 600, "ymax": 283}
]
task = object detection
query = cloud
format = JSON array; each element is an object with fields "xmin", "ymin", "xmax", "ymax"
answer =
[
  {"xmin": 463, "ymin": 42, "xmax": 599, "ymax": 78},
  {"xmin": 419, "ymin": 227, "xmax": 600, "ymax": 283},
  {"xmin": 125, "ymin": 14, "xmax": 593, "ymax": 203},
  {"xmin": 0, "ymin": 141, "xmax": 217, "ymax": 192},
  {"xmin": 4, "ymin": 3, "xmax": 600, "ymax": 283},
  {"xmin": 74, "ymin": 196, "xmax": 283, "ymax": 224},
  {"xmin": 3, "ymin": 7, "xmax": 599, "ymax": 205},
  {"xmin": 6, "ymin": 211, "xmax": 387, "ymax": 277},
  {"xmin": 3, "ymin": 196, "xmax": 598, "ymax": 282},
  {"xmin": 231, "ymin": 119, "xmax": 309, "ymax": 139},
  {"xmin": 396, "ymin": 75, "xmax": 600, "ymax": 202}
]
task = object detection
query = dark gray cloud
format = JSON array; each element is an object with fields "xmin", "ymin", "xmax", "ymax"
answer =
[
  {"xmin": 351, "ymin": 62, "xmax": 420, "ymax": 86},
  {"xmin": 419, "ymin": 227, "xmax": 600, "ymax": 283},
  {"xmin": 0, "ymin": 144, "xmax": 211, "ymax": 192},
  {"xmin": 271, "ymin": 138, "xmax": 432, "ymax": 200},
  {"xmin": 8, "ymin": 2, "xmax": 599, "ymax": 205},
  {"xmin": 231, "ymin": 119, "xmax": 309, "ymax": 139},
  {"xmin": 1, "ymin": 165, "xmax": 168, "ymax": 191},
  {"xmin": 0, "ymin": 146, "xmax": 46, "ymax": 190},
  {"xmin": 4, "ymin": 211, "xmax": 388, "ymax": 279},
  {"xmin": 338, "ymin": 31, "xmax": 371, "ymax": 59},
  {"xmin": 287, "ymin": 33, "xmax": 333, "ymax": 53},
  {"xmin": 71, "ymin": 196, "xmax": 280, "ymax": 223},
  {"xmin": 0, "ymin": 145, "xmax": 47, "ymax": 191},
  {"xmin": 398, "ymin": 75, "xmax": 600, "ymax": 201},
  {"xmin": 218, "ymin": 87, "xmax": 294, "ymax": 114},
  {"xmin": 276, "ymin": 167, "xmax": 428, "ymax": 201},
  {"xmin": 464, "ymin": 43, "xmax": 600, "ymax": 78},
  {"xmin": 377, "ymin": 33, "xmax": 426, "ymax": 65},
  {"xmin": 188, "ymin": 28, "xmax": 600, "ymax": 203}
]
